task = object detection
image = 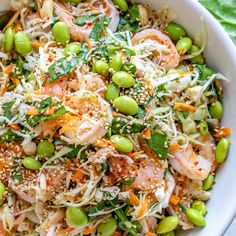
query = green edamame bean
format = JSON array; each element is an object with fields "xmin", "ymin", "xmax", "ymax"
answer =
[
  {"xmin": 191, "ymin": 200, "xmax": 207, "ymax": 216},
  {"xmin": 14, "ymin": 32, "xmax": 32, "ymax": 56},
  {"xmin": 37, "ymin": 141, "xmax": 55, "ymax": 158},
  {"xmin": 189, "ymin": 45, "xmax": 204, "ymax": 65},
  {"xmin": 110, "ymin": 54, "xmax": 122, "ymax": 72},
  {"xmin": 62, "ymin": 0, "xmax": 81, "ymax": 3},
  {"xmin": 95, "ymin": 60, "xmax": 109, "ymax": 76},
  {"xmin": 113, "ymin": 0, "xmax": 128, "ymax": 12},
  {"xmin": 209, "ymin": 101, "xmax": 223, "ymax": 119},
  {"xmin": 22, "ymin": 157, "xmax": 42, "ymax": 170},
  {"xmin": 112, "ymin": 71, "xmax": 135, "ymax": 88},
  {"xmin": 165, "ymin": 22, "xmax": 186, "ymax": 41},
  {"xmin": 156, "ymin": 216, "xmax": 178, "ymax": 234},
  {"xmin": 113, "ymin": 96, "xmax": 139, "ymax": 115},
  {"xmin": 105, "ymin": 83, "xmax": 120, "ymax": 101},
  {"xmin": 66, "ymin": 206, "xmax": 88, "ymax": 227},
  {"xmin": 53, "ymin": 22, "xmax": 70, "ymax": 46},
  {"xmin": 4, "ymin": 28, "xmax": 15, "ymax": 52},
  {"xmin": 110, "ymin": 135, "xmax": 133, "ymax": 153},
  {"xmin": 199, "ymin": 120, "xmax": 208, "ymax": 136},
  {"xmin": 0, "ymin": 182, "xmax": 5, "ymax": 198},
  {"xmin": 186, "ymin": 208, "xmax": 206, "ymax": 227},
  {"xmin": 64, "ymin": 42, "xmax": 81, "ymax": 56},
  {"xmin": 216, "ymin": 138, "xmax": 230, "ymax": 163},
  {"xmin": 176, "ymin": 37, "xmax": 192, "ymax": 55},
  {"xmin": 97, "ymin": 218, "xmax": 117, "ymax": 236},
  {"xmin": 202, "ymin": 173, "xmax": 214, "ymax": 191},
  {"xmin": 162, "ymin": 231, "xmax": 175, "ymax": 236}
]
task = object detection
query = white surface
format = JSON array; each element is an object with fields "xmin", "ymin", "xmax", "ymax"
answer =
[
  {"xmin": 225, "ymin": 218, "xmax": 236, "ymax": 235},
  {"xmin": 1, "ymin": 0, "xmax": 236, "ymax": 235}
]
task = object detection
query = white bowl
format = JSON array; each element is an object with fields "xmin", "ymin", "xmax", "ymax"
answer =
[
  {"xmin": 1, "ymin": 0, "xmax": 236, "ymax": 235},
  {"xmin": 136, "ymin": 1, "xmax": 236, "ymax": 236}
]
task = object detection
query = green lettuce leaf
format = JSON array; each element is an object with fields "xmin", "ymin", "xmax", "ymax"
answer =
[{"xmin": 199, "ymin": 0, "xmax": 236, "ymax": 41}]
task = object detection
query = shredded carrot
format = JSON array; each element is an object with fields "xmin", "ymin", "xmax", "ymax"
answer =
[
  {"xmin": 215, "ymin": 127, "xmax": 232, "ymax": 139},
  {"xmin": 83, "ymin": 226, "xmax": 96, "ymax": 235},
  {"xmin": 129, "ymin": 189, "xmax": 140, "ymax": 206},
  {"xmin": 14, "ymin": 22, "xmax": 22, "ymax": 32},
  {"xmin": 137, "ymin": 197, "xmax": 148, "ymax": 218},
  {"xmin": 169, "ymin": 143, "xmax": 179, "ymax": 152},
  {"xmin": 76, "ymin": 196, "xmax": 83, "ymax": 202},
  {"xmin": 4, "ymin": 65, "xmax": 12, "ymax": 74},
  {"xmin": 72, "ymin": 171, "xmax": 84, "ymax": 182},
  {"xmin": 12, "ymin": 78, "xmax": 20, "ymax": 85},
  {"xmin": 93, "ymin": 169, "xmax": 98, "ymax": 177},
  {"xmin": 143, "ymin": 128, "xmax": 151, "ymax": 139},
  {"xmin": 59, "ymin": 126, "xmax": 78, "ymax": 135},
  {"xmin": 169, "ymin": 194, "xmax": 180, "ymax": 205},
  {"xmin": 66, "ymin": 159, "xmax": 71, "ymax": 168},
  {"xmin": 145, "ymin": 232, "xmax": 156, "ymax": 236},
  {"xmin": 33, "ymin": 89, "xmax": 42, "ymax": 95},
  {"xmin": 31, "ymin": 41, "xmax": 43, "ymax": 48},
  {"xmin": 112, "ymin": 231, "xmax": 122, "ymax": 236},
  {"xmin": 175, "ymin": 102, "xmax": 196, "ymax": 112},
  {"xmin": 94, "ymin": 139, "xmax": 114, "ymax": 148},
  {"xmin": 87, "ymin": 39, "xmax": 93, "ymax": 50},
  {"xmin": 88, "ymin": 201, "xmax": 97, "ymax": 205},
  {"xmin": 43, "ymin": 106, "xmax": 55, "ymax": 116},
  {"xmin": 26, "ymin": 108, "xmax": 39, "ymax": 116},
  {"xmin": 57, "ymin": 227, "xmax": 72, "ymax": 233},
  {"xmin": 9, "ymin": 124, "xmax": 20, "ymax": 131}
]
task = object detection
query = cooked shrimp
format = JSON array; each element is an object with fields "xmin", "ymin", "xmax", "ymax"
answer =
[
  {"xmin": 9, "ymin": 168, "xmax": 67, "ymax": 203},
  {"xmin": 131, "ymin": 157, "xmax": 167, "ymax": 191},
  {"xmin": 69, "ymin": 70, "xmax": 106, "ymax": 96},
  {"xmin": 168, "ymin": 134, "xmax": 216, "ymax": 180},
  {"xmin": 59, "ymin": 90, "xmax": 113, "ymax": 145},
  {"xmin": 54, "ymin": 0, "xmax": 119, "ymax": 42},
  {"xmin": 44, "ymin": 71, "xmax": 106, "ymax": 97},
  {"xmin": 0, "ymin": 220, "xmax": 6, "ymax": 236},
  {"xmin": 131, "ymin": 29, "xmax": 180, "ymax": 70},
  {"xmin": 43, "ymin": 77, "xmax": 68, "ymax": 98}
]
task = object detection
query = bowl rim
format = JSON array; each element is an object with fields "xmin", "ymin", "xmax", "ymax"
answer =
[{"xmin": 180, "ymin": 1, "xmax": 236, "ymax": 235}]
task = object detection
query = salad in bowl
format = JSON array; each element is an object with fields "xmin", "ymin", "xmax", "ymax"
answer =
[{"xmin": 0, "ymin": 0, "xmax": 232, "ymax": 235}]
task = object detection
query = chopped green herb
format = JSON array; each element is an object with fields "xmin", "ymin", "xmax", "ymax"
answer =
[
  {"xmin": 76, "ymin": 15, "xmax": 99, "ymax": 26},
  {"xmin": 0, "ymin": 130, "xmax": 23, "ymax": 143},
  {"xmin": 118, "ymin": 4, "xmax": 141, "ymax": 33},
  {"xmin": 38, "ymin": 97, "xmax": 53, "ymax": 114},
  {"xmin": 27, "ymin": 106, "xmax": 66, "ymax": 127},
  {"xmin": 111, "ymin": 117, "xmax": 145, "ymax": 135},
  {"xmin": 89, "ymin": 15, "xmax": 111, "ymax": 41},
  {"xmin": 2, "ymin": 101, "xmax": 15, "ymax": 119},
  {"xmin": 145, "ymin": 127, "xmax": 169, "ymax": 159},
  {"xmin": 195, "ymin": 64, "xmax": 215, "ymax": 82}
]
